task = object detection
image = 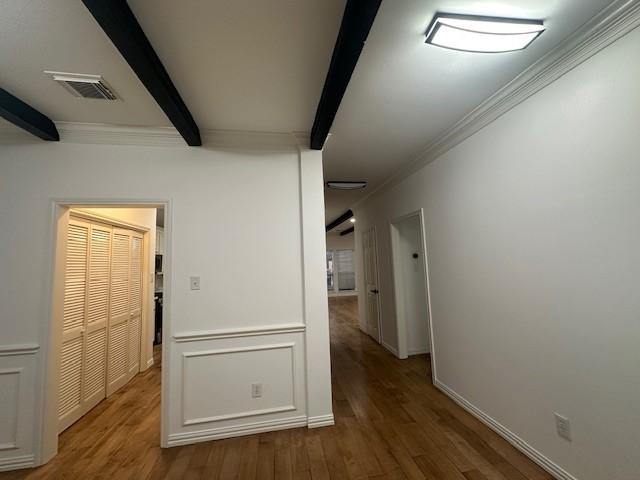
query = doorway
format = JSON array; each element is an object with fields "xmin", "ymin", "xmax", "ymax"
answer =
[
  {"xmin": 362, "ymin": 227, "xmax": 382, "ymax": 342},
  {"xmin": 390, "ymin": 210, "xmax": 432, "ymax": 360},
  {"xmin": 42, "ymin": 201, "xmax": 170, "ymax": 464}
]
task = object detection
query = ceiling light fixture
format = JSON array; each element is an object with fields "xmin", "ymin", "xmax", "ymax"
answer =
[
  {"xmin": 350, "ymin": 218, "xmax": 356, "ymax": 223},
  {"xmin": 425, "ymin": 13, "xmax": 545, "ymax": 53},
  {"xmin": 327, "ymin": 181, "xmax": 367, "ymax": 190}
]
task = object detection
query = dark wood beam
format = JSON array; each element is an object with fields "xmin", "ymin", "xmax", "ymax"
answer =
[
  {"xmin": 82, "ymin": 0, "xmax": 201, "ymax": 146},
  {"xmin": 0, "ymin": 88, "xmax": 59, "ymax": 141},
  {"xmin": 310, "ymin": 0, "xmax": 382, "ymax": 150},
  {"xmin": 326, "ymin": 209, "xmax": 353, "ymax": 232},
  {"xmin": 340, "ymin": 226, "xmax": 354, "ymax": 236}
]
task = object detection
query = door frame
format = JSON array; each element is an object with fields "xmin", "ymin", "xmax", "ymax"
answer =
[
  {"xmin": 389, "ymin": 209, "xmax": 436, "ymax": 375},
  {"xmin": 362, "ymin": 226, "xmax": 382, "ymax": 343},
  {"xmin": 40, "ymin": 199, "xmax": 172, "ymax": 464}
]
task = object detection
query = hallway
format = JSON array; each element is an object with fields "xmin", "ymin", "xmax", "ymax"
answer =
[{"xmin": 2, "ymin": 297, "xmax": 551, "ymax": 480}]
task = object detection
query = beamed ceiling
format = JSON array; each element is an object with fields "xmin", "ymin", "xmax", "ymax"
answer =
[{"xmin": 0, "ymin": 0, "xmax": 617, "ymax": 223}]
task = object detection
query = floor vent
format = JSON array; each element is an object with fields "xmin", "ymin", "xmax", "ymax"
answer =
[{"xmin": 45, "ymin": 71, "xmax": 118, "ymax": 100}]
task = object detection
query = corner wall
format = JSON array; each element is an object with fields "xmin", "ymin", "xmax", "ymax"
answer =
[
  {"xmin": 354, "ymin": 25, "xmax": 640, "ymax": 480},
  {"xmin": 0, "ymin": 136, "xmax": 333, "ymax": 469}
]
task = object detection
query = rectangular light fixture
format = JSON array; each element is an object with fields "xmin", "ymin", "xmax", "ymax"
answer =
[
  {"xmin": 425, "ymin": 13, "xmax": 545, "ymax": 53},
  {"xmin": 327, "ymin": 181, "xmax": 367, "ymax": 190}
]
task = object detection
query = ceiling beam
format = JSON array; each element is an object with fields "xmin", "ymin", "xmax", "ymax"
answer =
[
  {"xmin": 340, "ymin": 226, "xmax": 354, "ymax": 236},
  {"xmin": 0, "ymin": 88, "xmax": 59, "ymax": 141},
  {"xmin": 81, "ymin": 0, "xmax": 201, "ymax": 146},
  {"xmin": 309, "ymin": 0, "xmax": 382, "ymax": 150},
  {"xmin": 326, "ymin": 209, "xmax": 353, "ymax": 232}
]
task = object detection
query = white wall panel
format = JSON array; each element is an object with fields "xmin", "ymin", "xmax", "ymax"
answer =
[{"xmin": 0, "ymin": 347, "xmax": 38, "ymax": 471}]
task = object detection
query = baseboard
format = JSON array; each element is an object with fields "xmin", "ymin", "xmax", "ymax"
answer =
[
  {"xmin": 307, "ymin": 414, "xmax": 335, "ymax": 429},
  {"xmin": 434, "ymin": 380, "xmax": 577, "ymax": 480},
  {"xmin": 147, "ymin": 357, "xmax": 154, "ymax": 368},
  {"xmin": 0, "ymin": 454, "xmax": 36, "ymax": 472},
  {"xmin": 166, "ymin": 415, "xmax": 308, "ymax": 447},
  {"xmin": 381, "ymin": 340, "xmax": 401, "ymax": 358},
  {"xmin": 409, "ymin": 348, "xmax": 430, "ymax": 356}
]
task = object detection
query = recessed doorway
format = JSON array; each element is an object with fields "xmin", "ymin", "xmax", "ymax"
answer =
[{"xmin": 389, "ymin": 210, "xmax": 433, "ymax": 361}]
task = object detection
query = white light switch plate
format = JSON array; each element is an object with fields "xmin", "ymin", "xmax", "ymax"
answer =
[{"xmin": 190, "ymin": 276, "xmax": 200, "ymax": 290}]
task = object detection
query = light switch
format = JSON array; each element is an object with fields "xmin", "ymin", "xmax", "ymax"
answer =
[{"xmin": 190, "ymin": 276, "xmax": 200, "ymax": 290}]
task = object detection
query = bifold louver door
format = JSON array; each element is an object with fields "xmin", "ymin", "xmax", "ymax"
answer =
[
  {"xmin": 59, "ymin": 216, "xmax": 146, "ymax": 431},
  {"xmin": 82, "ymin": 223, "xmax": 111, "ymax": 411},
  {"xmin": 58, "ymin": 220, "xmax": 90, "ymax": 432},
  {"xmin": 128, "ymin": 233, "xmax": 143, "ymax": 378},
  {"xmin": 106, "ymin": 229, "xmax": 131, "ymax": 396}
]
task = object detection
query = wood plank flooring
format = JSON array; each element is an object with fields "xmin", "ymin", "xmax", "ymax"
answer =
[{"xmin": 1, "ymin": 296, "xmax": 552, "ymax": 479}]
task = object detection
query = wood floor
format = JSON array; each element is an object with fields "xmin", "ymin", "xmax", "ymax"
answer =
[{"xmin": 2, "ymin": 297, "xmax": 552, "ymax": 480}]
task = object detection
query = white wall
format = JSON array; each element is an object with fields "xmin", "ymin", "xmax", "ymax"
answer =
[
  {"xmin": 326, "ymin": 231, "xmax": 354, "ymax": 250},
  {"xmin": 0, "ymin": 136, "xmax": 333, "ymax": 469},
  {"xmin": 355, "ymin": 26, "xmax": 640, "ymax": 480}
]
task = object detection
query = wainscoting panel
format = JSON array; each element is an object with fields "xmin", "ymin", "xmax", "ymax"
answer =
[
  {"xmin": 168, "ymin": 324, "xmax": 306, "ymax": 446},
  {"xmin": 0, "ymin": 345, "xmax": 38, "ymax": 471}
]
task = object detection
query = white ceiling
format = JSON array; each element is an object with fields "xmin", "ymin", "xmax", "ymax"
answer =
[
  {"xmin": 0, "ymin": 0, "xmax": 344, "ymax": 131},
  {"xmin": 322, "ymin": 0, "xmax": 614, "ymax": 222},
  {"xmin": 0, "ymin": 0, "xmax": 615, "ymax": 223}
]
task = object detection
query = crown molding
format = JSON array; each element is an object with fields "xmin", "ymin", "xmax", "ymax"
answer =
[
  {"xmin": 353, "ymin": 0, "xmax": 640, "ymax": 211},
  {"xmin": 0, "ymin": 121, "xmax": 309, "ymax": 151}
]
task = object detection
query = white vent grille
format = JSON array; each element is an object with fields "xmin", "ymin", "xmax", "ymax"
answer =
[{"xmin": 45, "ymin": 71, "xmax": 118, "ymax": 100}]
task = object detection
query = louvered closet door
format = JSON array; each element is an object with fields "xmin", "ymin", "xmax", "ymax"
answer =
[
  {"xmin": 58, "ymin": 220, "xmax": 90, "ymax": 432},
  {"xmin": 106, "ymin": 229, "xmax": 131, "ymax": 396},
  {"xmin": 127, "ymin": 232, "xmax": 143, "ymax": 378},
  {"xmin": 82, "ymin": 223, "xmax": 111, "ymax": 411}
]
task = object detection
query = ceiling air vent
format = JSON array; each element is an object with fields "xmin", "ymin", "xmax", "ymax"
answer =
[{"xmin": 45, "ymin": 71, "xmax": 118, "ymax": 100}]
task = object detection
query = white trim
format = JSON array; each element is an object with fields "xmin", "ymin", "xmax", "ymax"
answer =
[
  {"xmin": 0, "ymin": 367, "xmax": 22, "ymax": 451},
  {"xmin": 70, "ymin": 209, "xmax": 150, "ymax": 233},
  {"xmin": 353, "ymin": 0, "xmax": 640, "ymax": 210},
  {"xmin": 146, "ymin": 358, "xmax": 154, "ymax": 368},
  {"xmin": 0, "ymin": 454, "xmax": 35, "ymax": 472},
  {"xmin": 434, "ymin": 380, "xmax": 577, "ymax": 480},
  {"xmin": 39, "ymin": 199, "xmax": 173, "ymax": 462},
  {"xmin": 381, "ymin": 340, "xmax": 400, "ymax": 358},
  {"xmin": 181, "ymin": 343, "xmax": 297, "ymax": 426},
  {"xmin": 0, "ymin": 344, "xmax": 39, "ymax": 356},
  {"xmin": 307, "ymin": 414, "xmax": 335, "ymax": 429},
  {"xmin": 173, "ymin": 323, "xmax": 306, "ymax": 342},
  {"xmin": 166, "ymin": 415, "xmax": 308, "ymax": 447}
]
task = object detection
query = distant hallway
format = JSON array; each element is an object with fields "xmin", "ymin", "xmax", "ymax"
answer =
[{"xmin": 2, "ymin": 297, "xmax": 551, "ymax": 479}]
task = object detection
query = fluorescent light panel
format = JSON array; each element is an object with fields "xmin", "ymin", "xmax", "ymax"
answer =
[
  {"xmin": 426, "ymin": 13, "xmax": 544, "ymax": 53},
  {"xmin": 326, "ymin": 181, "xmax": 367, "ymax": 190}
]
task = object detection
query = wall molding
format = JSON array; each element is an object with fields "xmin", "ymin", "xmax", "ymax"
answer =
[
  {"xmin": 307, "ymin": 414, "xmax": 335, "ymax": 429},
  {"xmin": 182, "ymin": 343, "xmax": 297, "ymax": 426},
  {"xmin": 353, "ymin": 0, "xmax": 640, "ymax": 210},
  {"xmin": 381, "ymin": 340, "xmax": 400, "ymax": 359},
  {"xmin": 0, "ymin": 121, "xmax": 310, "ymax": 151},
  {"xmin": 0, "ymin": 454, "xmax": 35, "ymax": 472},
  {"xmin": 174, "ymin": 323, "xmax": 306, "ymax": 342},
  {"xmin": 167, "ymin": 415, "xmax": 308, "ymax": 447},
  {"xmin": 434, "ymin": 379, "xmax": 577, "ymax": 480},
  {"xmin": 0, "ymin": 344, "xmax": 39, "ymax": 356}
]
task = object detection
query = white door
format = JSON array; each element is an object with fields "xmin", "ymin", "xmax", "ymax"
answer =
[
  {"xmin": 58, "ymin": 220, "xmax": 90, "ymax": 431},
  {"xmin": 82, "ymin": 223, "xmax": 111, "ymax": 411},
  {"xmin": 106, "ymin": 229, "xmax": 131, "ymax": 396},
  {"xmin": 127, "ymin": 232, "xmax": 143, "ymax": 379},
  {"xmin": 363, "ymin": 228, "xmax": 381, "ymax": 342}
]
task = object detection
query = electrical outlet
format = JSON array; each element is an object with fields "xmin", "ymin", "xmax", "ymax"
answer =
[
  {"xmin": 251, "ymin": 383, "xmax": 263, "ymax": 398},
  {"xmin": 555, "ymin": 413, "xmax": 572, "ymax": 441},
  {"xmin": 190, "ymin": 276, "xmax": 200, "ymax": 290}
]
